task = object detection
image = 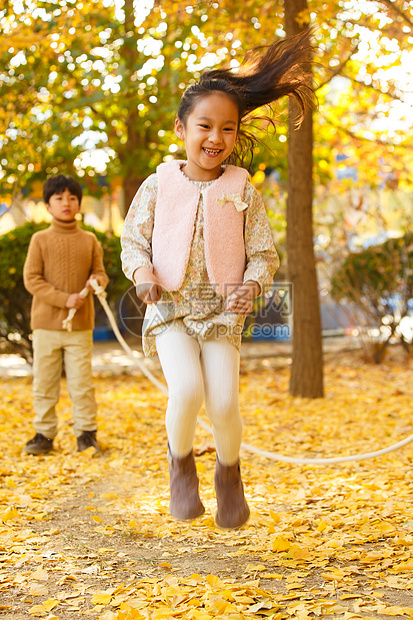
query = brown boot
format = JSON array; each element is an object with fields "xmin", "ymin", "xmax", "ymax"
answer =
[
  {"xmin": 215, "ymin": 458, "xmax": 250, "ymax": 528},
  {"xmin": 167, "ymin": 445, "xmax": 205, "ymax": 520}
]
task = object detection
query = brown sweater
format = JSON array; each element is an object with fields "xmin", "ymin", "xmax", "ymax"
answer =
[{"xmin": 23, "ymin": 219, "xmax": 109, "ymax": 331}]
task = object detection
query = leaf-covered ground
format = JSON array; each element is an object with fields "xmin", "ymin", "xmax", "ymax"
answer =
[{"xmin": 1, "ymin": 349, "xmax": 413, "ymax": 620}]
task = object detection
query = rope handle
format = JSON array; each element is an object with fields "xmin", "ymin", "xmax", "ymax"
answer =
[
  {"xmin": 88, "ymin": 278, "xmax": 106, "ymax": 298},
  {"xmin": 62, "ymin": 278, "xmax": 106, "ymax": 332},
  {"xmin": 61, "ymin": 285, "xmax": 90, "ymax": 331}
]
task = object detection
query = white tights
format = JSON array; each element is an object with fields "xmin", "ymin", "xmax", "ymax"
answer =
[{"xmin": 155, "ymin": 328, "xmax": 242, "ymax": 466}]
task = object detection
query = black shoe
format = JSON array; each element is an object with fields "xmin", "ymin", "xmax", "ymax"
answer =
[
  {"xmin": 77, "ymin": 430, "xmax": 100, "ymax": 453},
  {"xmin": 24, "ymin": 433, "xmax": 54, "ymax": 455}
]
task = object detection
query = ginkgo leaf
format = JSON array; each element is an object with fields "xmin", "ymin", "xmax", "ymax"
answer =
[
  {"xmin": 31, "ymin": 568, "xmax": 48, "ymax": 581},
  {"xmin": 42, "ymin": 599, "xmax": 59, "ymax": 612},
  {"xmin": 92, "ymin": 592, "xmax": 113, "ymax": 605},
  {"xmin": 28, "ymin": 604, "xmax": 46, "ymax": 616},
  {"xmin": 29, "ymin": 583, "xmax": 49, "ymax": 596},
  {"xmin": 1, "ymin": 507, "xmax": 19, "ymax": 521},
  {"xmin": 272, "ymin": 536, "xmax": 291, "ymax": 552}
]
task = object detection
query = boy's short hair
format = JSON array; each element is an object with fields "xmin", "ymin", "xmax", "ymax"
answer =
[{"xmin": 43, "ymin": 174, "xmax": 83, "ymax": 205}]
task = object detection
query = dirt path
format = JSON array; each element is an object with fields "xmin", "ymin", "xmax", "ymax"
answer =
[{"xmin": 4, "ymin": 463, "xmax": 413, "ymax": 619}]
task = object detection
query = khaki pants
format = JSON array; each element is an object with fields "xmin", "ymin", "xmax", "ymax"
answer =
[{"xmin": 32, "ymin": 329, "xmax": 97, "ymax": 439}]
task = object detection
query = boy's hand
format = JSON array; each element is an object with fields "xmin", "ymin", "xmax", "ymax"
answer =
[
  {"xmin": 66, "ymin": 293, "xmax": 86, "ymax": 309},
  {"xmin": 225, "ymin": 281, "xmax": 260, "ymax": 315},
  {"xmin": 86, "ymin": 275, "xmax": 99, "ymax": 291},
  {"xmin": 133, "ymin": 267, "xmax": 162, "ymax": 304}
]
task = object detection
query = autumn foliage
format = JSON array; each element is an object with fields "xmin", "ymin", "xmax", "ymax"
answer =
[{"xmin": 2, "ymin": 351, "xmax": 413, "ymax": 618}]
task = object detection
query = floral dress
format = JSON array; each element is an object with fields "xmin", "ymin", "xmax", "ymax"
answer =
[{"xmin": 121, "ymin": 167, "xmax": 279, "ymax": 357}]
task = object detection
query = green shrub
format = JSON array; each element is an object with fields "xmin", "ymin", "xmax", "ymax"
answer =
[
  {"xmin": 0, "ymin": 221, "xmax": 130, "ymax": 363},
  {"xmin": 331, "ymin": 232, "xmax": 413, "ymax": 362}
]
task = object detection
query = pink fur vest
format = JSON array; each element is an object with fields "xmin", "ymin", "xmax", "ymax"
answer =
[{"xmin": 152, "ymin": 160, "xmax": 249, "ymax": 296}]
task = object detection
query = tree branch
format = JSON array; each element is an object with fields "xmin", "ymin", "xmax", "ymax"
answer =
[
  {"xmin": 316, "ymin": 42, "xmax": 359, "ymax": 90},
  {"xmin": 348, "ymin": 76, "xmax": 404, "ymax": 101},
  {"xmin": 376, "ymin": 0, "xmax": 413, "ymax": 30},
  {"xmin": 324, "ymin": 114, "xmax": 413, "ymax": 149}
]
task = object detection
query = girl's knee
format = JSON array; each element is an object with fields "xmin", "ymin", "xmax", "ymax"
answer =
[
  {"xmin": 206, "ymin": 395, "xmax": 240, "ymax": 428},
  {"xmin": 168, "ymin": 385, "xmax": 203, "ymax": 415}
]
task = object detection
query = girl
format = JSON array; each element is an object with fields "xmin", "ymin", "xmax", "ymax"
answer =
[{"xmin": 121, "ymin": 31, "xmax": 313, "ymax": 528}]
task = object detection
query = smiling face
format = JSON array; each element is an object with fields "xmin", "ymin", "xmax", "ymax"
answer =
[
  {"xmin": 47, "ymin": 188, "xmax": 81, "ymax": 223},
  {"xmin": 175, "ymin": 92, "xmax": 239, "ymax": 181}
]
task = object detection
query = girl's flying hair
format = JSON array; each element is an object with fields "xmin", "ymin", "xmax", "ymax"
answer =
[{"xmin": 177, "ymin": 29, "xmax": 314, "ymax": 168}]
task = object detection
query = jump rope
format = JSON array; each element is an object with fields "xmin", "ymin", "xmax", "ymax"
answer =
[{"xmin": 63, "ymin": 279, "xmax": 413, "ymax": 465}]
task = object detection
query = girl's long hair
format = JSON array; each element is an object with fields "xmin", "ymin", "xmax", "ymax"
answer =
[{"xmin": 177, "ymin": 29, "xmax": 314, "ymax": 169}]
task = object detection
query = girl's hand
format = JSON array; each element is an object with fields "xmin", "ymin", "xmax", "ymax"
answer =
[
  {"xmin": 225, "ymin": 280, "xmax": 260, "ymax": 315},
  {"xmin": 133, "ymin": 267, "xmax": 162, "ymax": 304}
]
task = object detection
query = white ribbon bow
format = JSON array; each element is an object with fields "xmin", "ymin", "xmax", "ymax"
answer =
[{"xmin": 217, "ymin": 193, "xmax": 248, "ymax": 212}]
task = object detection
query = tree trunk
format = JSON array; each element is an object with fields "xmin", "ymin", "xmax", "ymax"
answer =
[
  {"xmin": 119, "ymin": 0, "xmax": 145, "ymax": 217},
  {"xmin": 285, "ymin": 0, "xmax": 324, "ymax": 398},
  {"xmin": 121, "ymin": 174, "xmax": 144, "ymax": 218}
]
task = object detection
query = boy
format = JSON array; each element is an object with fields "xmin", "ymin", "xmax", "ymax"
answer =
[{"xmin": 23, "ymin": 174, "xmax": 109, "ymax": 455}]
